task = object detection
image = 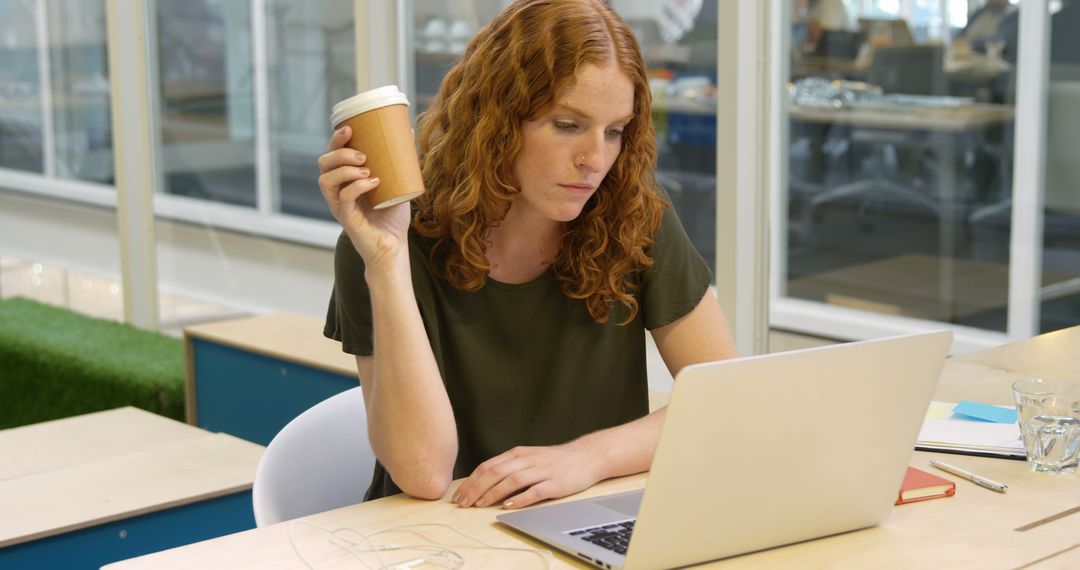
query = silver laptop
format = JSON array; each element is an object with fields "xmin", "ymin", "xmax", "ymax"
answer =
[{"xmin": 497, "ymin": 330, "xmax": 952, "ymax": 570}]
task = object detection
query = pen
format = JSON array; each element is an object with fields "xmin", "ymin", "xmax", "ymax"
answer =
[{"xmin": 929, "ymin": 460, "xmax": 1008, "ymax": 493}]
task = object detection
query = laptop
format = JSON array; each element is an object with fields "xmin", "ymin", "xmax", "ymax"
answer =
[{"xmin": 497, "ymin": 330, "xmax": 952, "ymax": 570}]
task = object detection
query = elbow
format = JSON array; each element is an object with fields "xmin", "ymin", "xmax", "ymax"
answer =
[
  {"xmin": 391, "ymin": 447, "xmax": 457, "ymax": 500},
  {"xmin": 378, "ymin": 431, "xmax": 458, "ymax": 500},
  {"xmin": 396, "ymin": 469, "xmax": 453, "ymax": 500}
]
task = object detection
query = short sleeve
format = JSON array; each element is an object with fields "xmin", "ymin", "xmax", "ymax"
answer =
[
  {"xmin": 640, "ymin": 200, "xmax": 713, "ymax": 330},
  {"xmin": 323, "ymin": 231, "xmax": 374, "ymax": 356}
]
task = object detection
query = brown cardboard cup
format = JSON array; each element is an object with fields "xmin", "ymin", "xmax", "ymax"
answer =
[{"xmin": 330, "ymin": 86, "xmax": 425, "ymax": 209}]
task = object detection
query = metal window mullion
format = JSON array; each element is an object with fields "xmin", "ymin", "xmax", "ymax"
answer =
[
  {"xmin": 939, "ymin": 1, "xmax": 951, "ymax": 41},
  {"xmin": 251, "ymin": 0, "xmax": 277, "ymax": 214},
  {"xmin": 147, "ymin": 0, "xmax": 165, "ymax": 197},
  {"xmin": 768, "ymin": 0, "xmax": 789, "ymax": 308},
  {"xmin": 397, "ymin": 0, "xmax": 411, "ymax": 100},
  {"xmin": 354, "ymin": 0, "xmax": 368, "ymax": 91},
  {"xmin": 0, "ymin": 168, "xmax": 116, "ymax": 205},
  {"xmin": 356, "ymin": 0, "xmax": 398, "ymax": 92},
  {"xmin": 1006, "ymin": 0, "xmax": 1051, "ymax": 340},
  {"xmin": 35, "ymin": 0, "xmax": 56, "ymax": 178},
  {"xmin": 733, "ymin": 0, "xmax": 770, "ymax": 355},
  {"xmin": 772, "ymin": 297, "xmax": 1009, "ymax": 354}
]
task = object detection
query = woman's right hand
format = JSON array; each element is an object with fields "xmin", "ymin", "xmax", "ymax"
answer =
[{"xmin": 318, "ymin": 125, "xmax": 413, "ymax": 271}]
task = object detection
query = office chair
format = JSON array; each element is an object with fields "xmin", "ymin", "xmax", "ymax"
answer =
[
  {"xmin": 814, "ymin": 30, "xmax": 865, "ymax": 60},
  {"xmin": 799, "ymin": 44, "xmax": 947, "ymax": 243},
  {"xmin": 251, "ymin": 387, "xmax": 376, "ymax": 527},
  {"xmin": 866, "ymin": 44, "xmax": 946, "ymax": 96}
]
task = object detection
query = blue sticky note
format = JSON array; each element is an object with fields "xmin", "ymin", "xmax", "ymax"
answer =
[{"xmin": 952, "ymin": 400, "xmax": 1018, "ymax": 424}]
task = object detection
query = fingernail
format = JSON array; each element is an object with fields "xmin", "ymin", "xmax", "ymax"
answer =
[
  {"xmin": 357, "ymin": 168, "xmax": 370, "ymax": 177},
  {"xmin": 355, "ymin": 151, "xmax": 365, "ymax": 162},
  {"xmin": 369, "ymin": 177, "xmax": 379, "ymax": 184},
  {"xmin": 502, "ymin": 500, "xmax": 514, "ymax": 509},
  {"xmin": 451, "ymin": 493, "xmax": 460, "ymax": 504},
  {"xmin": 336, "ymin": 127, "xmax": 345, "ymax": 136}
]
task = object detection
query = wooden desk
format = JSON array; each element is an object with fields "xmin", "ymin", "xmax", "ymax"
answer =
[
  {"xmin": 0, "ymin": 407, "xmax": 264, "ymax": 568},
  {"xmin": 105, "ymin": 329, "xmax": 1080, "ymax": 569},
  {"xmin": 184, "ymin": 313, "xmax": 358, "ymax": 445},
  {"xmin": 789, "ymin": 102, "xmax": 1014, "ymax": 132},
  {"xmin": 790, "ymin": 53, "xmax": 1010, "ymax": 93}
]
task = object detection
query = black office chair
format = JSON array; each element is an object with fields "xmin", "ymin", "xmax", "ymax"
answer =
[
  {"xmin": 814, "ymin": 30, "xmax": 866, "ymax": 60},
  {"xmin": 798, "ymin": 44, "xmax": 948, "ymax": 244},
  {"xmin": 867, "ymin": 44, "xmax": 947, "ymax": 96}
]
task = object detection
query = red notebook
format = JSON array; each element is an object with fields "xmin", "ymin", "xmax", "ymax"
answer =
[{"xmin": 896, "ymin": 466, "xmax": 956, "ymax": 505}]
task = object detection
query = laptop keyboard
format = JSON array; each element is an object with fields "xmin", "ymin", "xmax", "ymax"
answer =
[{"xmin": 570, "ymin": 519, "xmax": 635, "ymax": 555}]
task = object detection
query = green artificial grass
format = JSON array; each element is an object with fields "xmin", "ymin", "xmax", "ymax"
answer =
[{"xmin": 0, "ymin": 296, "xmax": 185, "ymax": 429}]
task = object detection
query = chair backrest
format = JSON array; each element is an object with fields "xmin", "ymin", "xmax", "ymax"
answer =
[
  {"xmin": 868, "ymin": 44, "xmax": 946, "ymax": 95},
  {"xmin": 1046, "ymin": 78, "xmax": 1080, "ymax": 216},
  {"xmin": 251, "ymin": 386, "xmax": 375, "ymax": 527},
  {"xmin": 814, "ymin": 29, "xmax": 865, "ymax": 60}
]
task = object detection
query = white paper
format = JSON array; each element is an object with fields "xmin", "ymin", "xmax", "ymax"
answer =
[{"xmin": 918, "ymin": 418, "xmax": 1024, "ymax": 451}]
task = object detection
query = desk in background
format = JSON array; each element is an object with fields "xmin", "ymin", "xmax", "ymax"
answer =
[
  {"xmin": 789, "ymin": 101, "xmax": 1014, "ymax": 326},
  {"xmin": 0, "ymin": 407, "xmax": 263, "ymax": 568},
  {"xmin": 104, "ymin": 326, "xmax": 1080, "ymax": 569},
  {"xmin": 184, "ymin": 313, "xmax": 358, "ymax": 445},
  {"xmin": 791, "ymin": 52, "xmax": 1011, "ymax": 101}
]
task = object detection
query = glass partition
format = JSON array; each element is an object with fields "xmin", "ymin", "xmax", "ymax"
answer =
[
  {"xmin": 408, "ymin": 0, "xmax": 720, "ymax": 273},
  {"xmin": 47, "ymin": 0, "xmax": 112, "ymax": 184},
  {"xmin": 0, "ymin": 0, "xmax": 45, "ymax": 174},
  {"xmin": 156, "ymin": 1, "xmax": 256, "ymax": 207},
  {"xmin": 782, "ymin": 0, "xmax": 1019, "ymax": 332},
  {"xmin": 0, "ymin": 0, "xmax": 111, "ymax": 182},
  {"xmin": 1038, "ymin": 0, "xmax": 1080, "ymax": 332},
  {"xmin": 269, "ymin": 0, "xmax": 354, "ymax": 221}
]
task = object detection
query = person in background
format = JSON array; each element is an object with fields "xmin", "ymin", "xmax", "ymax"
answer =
[
  {"xmin": 955, "ymin": 0, "xmax": 1017, "ymax": 54},
  {"xmin": 804, "ymin": 0, "xmax": 856, "ymax": 47},
  {"xmin": 985, "ymin": 0, "xmax": 1080, "ymax": 66},
  {"xmin": 317, "ymin": 0, "xmax": 737, "ymax": 508}
]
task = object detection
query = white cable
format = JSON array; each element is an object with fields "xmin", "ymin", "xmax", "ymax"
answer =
[
  {"xmin": 360, "ymin": 523, "xmax": 552, "ymax": 568},
  {"xmin": 288, "ymin": 520, "xmax": 553, "ymax": 569},
  {"xmin": 288, "ymin": 519, "xmax": 383, "ymax": 570}
]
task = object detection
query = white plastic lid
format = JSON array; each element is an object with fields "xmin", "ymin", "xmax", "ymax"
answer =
[{"xmin": 330, "ymin": 85, "xmax": 410, "ymax": 128}]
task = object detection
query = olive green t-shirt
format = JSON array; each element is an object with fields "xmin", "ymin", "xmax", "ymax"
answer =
[{"xmin": 323, "ymin": 204, "xmax": 712, "ymax": 500}]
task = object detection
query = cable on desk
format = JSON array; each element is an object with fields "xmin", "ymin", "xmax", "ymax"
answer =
[{"xmin": 288, "ymin": 519, "xmax": 553, "ymax": 569}]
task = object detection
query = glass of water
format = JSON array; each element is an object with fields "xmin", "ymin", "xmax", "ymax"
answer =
[{"xmin": 1012, "ymin": 378, "xmax": 1080, "ymax": 474}]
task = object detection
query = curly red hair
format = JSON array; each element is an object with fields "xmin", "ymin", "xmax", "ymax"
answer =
[{"xmin": 413, "ymin": 0, "xmax": 665, "ymax": 324}]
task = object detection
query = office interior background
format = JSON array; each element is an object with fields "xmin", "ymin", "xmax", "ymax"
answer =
[{"xmin": 0, "ymin": 0, "xmax": 1077, "ymax": 362}]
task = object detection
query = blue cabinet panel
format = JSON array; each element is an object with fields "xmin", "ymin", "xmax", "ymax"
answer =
[
  {"xmin": 0, "ymin": 491, "xmax": 253, "ymax": 570},
  {"xmin": 192, "ymin": 339, "xmax": 356, "ymax": 445}
]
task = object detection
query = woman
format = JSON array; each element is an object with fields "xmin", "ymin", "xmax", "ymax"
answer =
[{"xmin": 318, "ymin": 0, "xmax": 736, "ymax": 509}]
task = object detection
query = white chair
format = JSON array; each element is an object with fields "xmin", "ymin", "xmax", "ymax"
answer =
[{"xmin": 251, "ymin": 387, "xmax": 376, "ymax": 527}]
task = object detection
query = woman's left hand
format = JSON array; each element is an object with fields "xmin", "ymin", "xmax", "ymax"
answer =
[{"xmin": 451, "ymin": 443, "xmax": 604, "ymax": 510}]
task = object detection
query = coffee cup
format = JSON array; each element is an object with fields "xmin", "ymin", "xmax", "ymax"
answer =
[{"xmin": 330, "ymin": 85, "xmax": 425, "ymax": 209}]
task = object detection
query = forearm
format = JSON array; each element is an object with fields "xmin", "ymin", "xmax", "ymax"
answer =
[
  {"xmin": 566, "ymin": 407, "xmax": 667, "ymax": 482},
  {"xmin": 365, "ymin": 262, "xmax": 458, "ymax": 499}
]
